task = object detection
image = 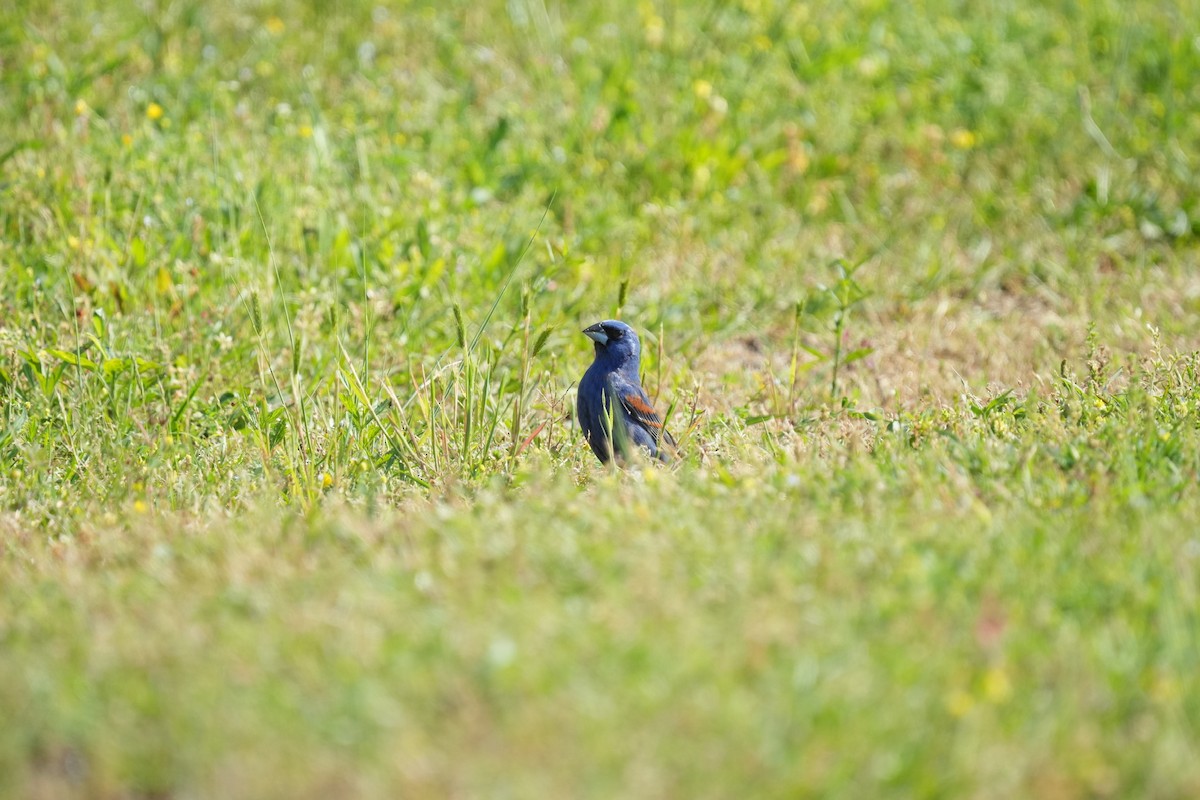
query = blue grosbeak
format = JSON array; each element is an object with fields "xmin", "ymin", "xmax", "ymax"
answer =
[{"xmin": 577, "ymin": 320, "xmax": 676, "ymax": 463}]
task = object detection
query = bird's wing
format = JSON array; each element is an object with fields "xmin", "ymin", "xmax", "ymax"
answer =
[{"xmin": 611, "ymin": 376, "xmax": 677, "ymax": 449}]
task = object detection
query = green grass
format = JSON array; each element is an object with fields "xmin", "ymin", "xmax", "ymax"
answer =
[{"xmin": 2, "ymin": 0, "xmax": 1200, "ymax": 796}]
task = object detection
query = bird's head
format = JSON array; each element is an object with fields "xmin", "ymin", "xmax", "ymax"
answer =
[{"xmin": 583, "ymin": 319, "xmax": 640, "ymax": 365}]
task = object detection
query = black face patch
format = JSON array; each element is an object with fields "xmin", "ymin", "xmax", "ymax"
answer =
[{"xmin": 602, "ymin": 324, "xmax": 626, "ymax": 340}]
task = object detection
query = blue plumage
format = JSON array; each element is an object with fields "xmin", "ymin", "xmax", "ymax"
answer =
[{"xmin": 577, "ymin": 320, "xmax": 676, "ymax": 464}]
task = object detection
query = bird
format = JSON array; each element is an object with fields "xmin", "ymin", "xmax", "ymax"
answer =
[{"xmin": 577, "ymin": 320, "xmax": 676, "ymax": 464}]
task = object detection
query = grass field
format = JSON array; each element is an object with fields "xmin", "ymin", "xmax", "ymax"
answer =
[{"xmin": 3, "ymin": 0, "xmax": 1200, "ymax": 796}]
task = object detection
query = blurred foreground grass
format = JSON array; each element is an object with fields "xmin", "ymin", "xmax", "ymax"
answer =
[{"xmin": 2, "ymin": 0, "xmax": 1200, "ymax": 796}]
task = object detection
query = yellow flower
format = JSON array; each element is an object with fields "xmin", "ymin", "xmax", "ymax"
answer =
[
  {"xmin": 266, "ymin": 16, "xmax": 285, "ymax": 34},
  {"xmin": 133, "ymin": 499, "xmax": 148, "ymax": 513},
  {"xmin": 321, "ymin": 472, "xmax": 333, "ymax": 489},
  {"xmin": 983, "ymin": 666, "xmax": 1012, "ymax": 703},
  {"xmin": 788, "ymin": 144, "xmax": 810, "ymax": 174},
  {"xmin": 74, "ymin": 99, "xmax": 88, "ymax": 116},
  {"xmin": 945, "ymin": 688, "xmax": 974, "ymax": 717},
  {"xmin": 693, "ymin": 79, "xmax": 713, "ymax": 100},
  {"xmin": 122, "ymin": 133, "xmax": 133, "ymax": 147},
  {"xmin": 950, "ymin": 128, "xmax": 976, "ymax": 150},
  {"xmin": 299, "ymin": 124, "xmax": 313, "ymax": 139},
  {"xmin": 146, "ymin": 102, "xmax": 164, "ymax": 121},
  {"xmin": 644, "ymin": 14, "xmax": 664, "ymax": 47}
]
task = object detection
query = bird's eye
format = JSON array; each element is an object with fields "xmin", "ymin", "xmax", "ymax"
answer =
[{"xmin": 604, "ymin": 326, "xmax": 624, "ymax": 340}]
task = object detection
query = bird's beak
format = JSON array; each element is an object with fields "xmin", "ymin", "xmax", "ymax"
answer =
[{"xmin": 583, "ymin": 324, "xmax": 608, "ymax": 345}]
